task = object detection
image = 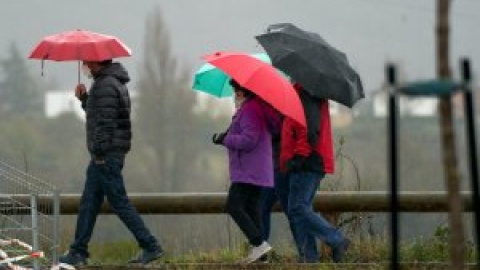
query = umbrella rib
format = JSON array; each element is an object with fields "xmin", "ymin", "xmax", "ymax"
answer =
[
  {"xmin": 239, "ymin": 63, "xmax": 265, "ymax": 87},
  {"xmin": 106, "ymin": 41, "xmax": 114, "ymax": 60},
  {"xmin": 76, "ymin": 40, "xmax": 81, "ymax": 61},
  {"xmin": 244, "ymin": 65, "xmax": 295, "ymax": 121}
]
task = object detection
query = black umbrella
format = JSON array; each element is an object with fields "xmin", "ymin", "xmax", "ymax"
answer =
[{"xmin": 256, "ymin": 23, "xmax": 364, "ymax": 108}]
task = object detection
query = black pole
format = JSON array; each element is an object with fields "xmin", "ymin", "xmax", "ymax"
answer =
[
  {"xmin": 461, "ymin": 58, "xmax": 480, "ymax": 265},
  {"xmin": 387, "ymin": 63, "xmax": 399, "ymax": 270}
]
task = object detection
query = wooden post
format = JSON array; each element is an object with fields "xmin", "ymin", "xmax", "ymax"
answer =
[{"xmin": 436, "ymin": 0, "xmax": 465, "ymax": 268}]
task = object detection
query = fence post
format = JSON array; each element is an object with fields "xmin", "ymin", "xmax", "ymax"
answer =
[
  {"xmin": 387, "ymin": 63, "xmax": 399, "ymax": 270},
  {"xmin": 52, "ymin": 189, "xmax": 61, "ymax": 264},
  {"xmin": 461, "ymin": 57, "xmax": 480, "ymax": 266},
  {"xmin": 30, "ymin": 193, "xmax": 40, "ymax": 270}
]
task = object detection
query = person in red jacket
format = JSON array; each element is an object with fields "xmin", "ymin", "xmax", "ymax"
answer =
[{"xmin": 280, "ymin": 83, "xmax": 350, "ymax": 263}]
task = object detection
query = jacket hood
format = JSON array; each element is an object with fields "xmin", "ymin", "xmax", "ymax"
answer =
[{"xmin": 95, "ymin": 62, "xmax": 130, "ymax": 84}]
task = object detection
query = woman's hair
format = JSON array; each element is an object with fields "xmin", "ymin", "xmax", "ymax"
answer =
[
  {"xmin": 229, "ymin": 79, "xmax": 243, "ymax": 90},
  {"xmin": 229, "ymin": 79, "xmax": 255, "ymax": 97}
]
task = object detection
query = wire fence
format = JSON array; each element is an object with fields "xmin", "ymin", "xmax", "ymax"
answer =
[{"xmin": 0, "ymin": 159, "xmax": 60, "ymax": 270}]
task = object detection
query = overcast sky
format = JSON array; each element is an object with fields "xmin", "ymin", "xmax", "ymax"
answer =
[{"xmin": 1, "ymin": 0, "xmax": 479, "ymax": 94}]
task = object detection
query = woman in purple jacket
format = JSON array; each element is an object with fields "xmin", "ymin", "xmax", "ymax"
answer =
[{"xmin": 212, "ymin": 79, "xmax": 274, "ymax": 264}]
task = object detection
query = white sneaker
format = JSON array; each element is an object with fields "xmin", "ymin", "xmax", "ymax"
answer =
[{"xmin": 242, "ymin": 241, "xmax": 272, "ymax": 264}]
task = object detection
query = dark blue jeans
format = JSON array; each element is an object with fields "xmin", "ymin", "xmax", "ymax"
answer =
[
  {"xmin": 259, "ymin": 187, "xmax": 276, "ymax": 240},
  {"xmin": 70, "ymin": 156, "xmax": 159, "ymax": 257},
  {"xmin": 260, "ymin": 170, "xmax": 320, "ymax": 262},
  {"xmin": 287, "ymin": 171, "xmax": 345, "ymax": 257}
]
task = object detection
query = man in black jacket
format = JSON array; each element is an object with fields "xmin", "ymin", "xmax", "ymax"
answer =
[{"xmin": 59, "ymin": 60, "xmax": 163, "ymax": 266}]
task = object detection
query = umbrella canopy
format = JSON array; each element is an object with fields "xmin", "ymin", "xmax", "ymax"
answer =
[
  {"xmin": 193, "ymin": 53, "xmax": 271, "ymax": 97},
  {"xmin": 203, "ymin": 51, "xmax": 306, "ymax": 127},
  {"xmin": 256, "ymin": 23, "xmax": 364, "ymax": 108},
  {"xmin": 29, "ymin": 29, "xmax": 131, "ymax": 61}
]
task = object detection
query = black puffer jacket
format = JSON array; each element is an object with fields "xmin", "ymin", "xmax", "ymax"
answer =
[{"xmin": 80, "ymin": 62, "xmax": 132, "ymax": 158}]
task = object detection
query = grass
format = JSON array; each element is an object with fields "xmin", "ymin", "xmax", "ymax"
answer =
[{"xmin": 84, "ymin": 229, "xmax": 475, "ymax": 266}]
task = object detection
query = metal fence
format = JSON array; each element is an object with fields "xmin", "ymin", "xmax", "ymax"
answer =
[{"xmin": 0, "ymin": 159, "xmax": 59, "ymax": 270}]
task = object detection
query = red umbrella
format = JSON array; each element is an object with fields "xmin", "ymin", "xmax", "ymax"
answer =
[
  {"xmin": 204, "ymin": 51, "xmax": 306, "ymax": 127},
  {"xmin": 29, "ymin": 29, "xmax": 131, "ymax": 61},
  {"xmin": 29, "ymin": 29, "xmax": 131, "ymax": 81}
]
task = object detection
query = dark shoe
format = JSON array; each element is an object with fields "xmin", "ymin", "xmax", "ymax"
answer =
[
  {"xmin": 128, "ymin": 248, "xmax": 164, "ymax": 265},
  {"xmin": 332, "ymin": 238, "xmax": 350, "ymax": 263},
  {"xmin": 59, "ymin": 251, "xmax": 87, "ymax": 266},
  {"xmin": 258, "ymin": 254, "xmax": 269, "ymax": 263}
]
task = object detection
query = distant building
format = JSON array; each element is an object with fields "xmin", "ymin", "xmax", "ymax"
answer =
[
  {"xmin": 329, "ymin": 101, "xmax": 354, "ymax": 128},
  {"xmin": 371, "ymin": 89, "xmax": 438, "ymax": 118},
  {"xmin": 45, "ymin": 89, "xmax": 139, "ymax": 121},
  {"xmin": 451, "ymin": 86, "xmax": 480, "ymax": 118},
  {"xmin": 45, "ymin": 91, "xmax": 85, "ymax": 121}
]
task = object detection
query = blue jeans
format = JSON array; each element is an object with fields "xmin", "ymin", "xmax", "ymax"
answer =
[
  {"xmin": 259, "ymin": 187, "xmax": 276, "ymax": 239},
  {"xmin": 260, "ymin": 170, "xmax": 320, "ymax": 262},
  {"xmin": 287, "ymin": 171, "xmax": 345, "ymax": 257},
  {"xmin": 70, "ymin": 156, "xmax": 159, "ymax": 257}
]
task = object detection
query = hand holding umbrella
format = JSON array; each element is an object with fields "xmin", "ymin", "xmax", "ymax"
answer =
[{"xmin": 75, "ymin": 83, "xmax": 87, "ymax": 99}]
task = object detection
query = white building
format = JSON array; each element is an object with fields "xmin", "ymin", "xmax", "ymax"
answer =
[
  {"xmin": 45, "ymin": 89, "xmax": 140, "ymax": 121},
  {"xmin": 45, "ymin": 91, "xmax": 85, "ymax": 121},
  {"xmin": 372, "ymin": 90, "xmax": 438, "ymax": 118}
]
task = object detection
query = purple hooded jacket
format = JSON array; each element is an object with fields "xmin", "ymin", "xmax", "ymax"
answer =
[{"xmin": 223, "ymin": 97, "xmax": 274, "ymax": 187}]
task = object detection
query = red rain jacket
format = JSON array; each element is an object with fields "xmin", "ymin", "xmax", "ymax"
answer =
[{"xmin": 279, "ymin": 99, "xmax": 335, "ymax": 174}]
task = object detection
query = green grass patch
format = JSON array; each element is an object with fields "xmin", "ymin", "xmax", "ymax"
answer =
[{"xmin": 86, "ymin": 230, "xmax": 476, "ymax": 266}]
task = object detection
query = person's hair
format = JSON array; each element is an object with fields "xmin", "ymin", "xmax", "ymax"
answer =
[
  {"xmin": 229, "ymin": 79, "xmax": 242, "ymax": 90},
  {"xmin": 99, "ymin": 59, "xmax": 113, "ymax": 66},
  {"xmin": 229, "ymin": 79, "xmax": 255, "ymax": 97}
]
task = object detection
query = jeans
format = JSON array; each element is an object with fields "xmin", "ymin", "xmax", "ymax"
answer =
[
  {"xmin": 260, "ymin": 170, "xmax": 319, "ymax": 262},
  {"xmin": 225, "ymin": 182, "xmax": 263, "ymax": 246},
  {"xmin": 259, "ymin": 187, "xmax": 276, "ymax": 240},
  {"xmin": 287, "ymin": 171, "xmax": 345, "ymax": 256},
  {"xmin": 70, "ymin": 156, "xmax": 159, "ymax": 257}
]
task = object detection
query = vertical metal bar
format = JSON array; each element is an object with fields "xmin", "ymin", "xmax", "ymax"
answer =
[
  {"xmin": 52, "ymin": 189, "xmax": 61, "ymax": 264},
  {"xmin": 461, "ymin": 58, "xmax": 480, "ymax": 266},
  {"xmin": 387, "ymin": 63, "xmax": 399, "ymax": 270},
  {"xmin": 30, "ymin": 194, "xmax": 40, "ymax": 270}
]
